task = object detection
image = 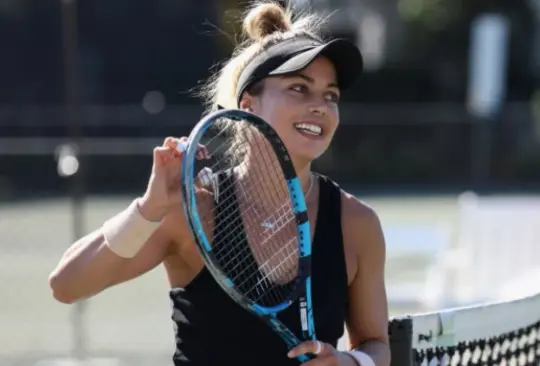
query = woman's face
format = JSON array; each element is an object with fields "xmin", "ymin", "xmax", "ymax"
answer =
[{"xmin": 242, "ymin": 56, "xmax": 341, "ymax": 168}]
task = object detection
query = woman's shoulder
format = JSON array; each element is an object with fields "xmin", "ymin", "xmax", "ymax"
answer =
[
  {"xmin": 338, "ymin": 188, "xmax": 385, "ymax": 264},
  {"xmin": 339, "ymin": 188, "xmax": 380, "ymax": 228},
  {"xmin": 314, "ymin": 172, "xmax": 380, "ymax": 223}
]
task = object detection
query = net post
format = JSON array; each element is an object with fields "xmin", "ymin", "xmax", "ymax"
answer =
[
  {"xmin": 389, "ymin": 317, "xmax": 414, "ymax": 366},
  {"xmin": 61, "ymin": 0, "xmax": 87, "ymax": 360}
]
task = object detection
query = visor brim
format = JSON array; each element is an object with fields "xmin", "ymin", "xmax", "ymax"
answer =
[{"xmin": 268, "ymin": 39, "xmax": 363, "ymax": 90}]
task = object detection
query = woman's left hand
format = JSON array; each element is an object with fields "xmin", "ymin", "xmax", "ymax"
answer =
[{"xmin": 287, "ymin": 340, "xmax": 358, "ymax": 365}]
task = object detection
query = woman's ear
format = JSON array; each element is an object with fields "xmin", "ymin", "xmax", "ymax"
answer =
[
  {"xmin": 239, "ymin": 95, "xmax": 253, "ymax": 112},
  {"xmin": 239, "ymin": 81, "xmax": 264, "ymax": 112}
]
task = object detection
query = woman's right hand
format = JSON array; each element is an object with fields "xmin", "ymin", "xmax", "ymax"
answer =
[{"xmin": 138, "ymin": 136, "xmax": 209, "ymax": 221}]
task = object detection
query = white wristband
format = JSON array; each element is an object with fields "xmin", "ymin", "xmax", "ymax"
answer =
[
  {"xmin": 343, "ymin": 350, "xmax": 376, "ymax": 366},
  {"xmin": 102, "ymin": 199, "xmax": 162, "ymax": 258}
]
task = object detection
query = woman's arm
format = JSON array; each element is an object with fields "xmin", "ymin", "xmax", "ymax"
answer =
[
  {"xmin": 284, "ymin": 192, "xmax": 391, "ymax": 366},
  {"xmin": 48, "ymin": 200, "xmax": 184, "ymax": 304},
  {"xmin": 342, "ymin": 192, "xmax": 391, "ymax": 366}
]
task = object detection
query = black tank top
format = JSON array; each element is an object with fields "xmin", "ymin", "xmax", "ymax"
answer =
[{"xmin": 169, "ymin": 174, "xmax": 348, "ymax": 366}]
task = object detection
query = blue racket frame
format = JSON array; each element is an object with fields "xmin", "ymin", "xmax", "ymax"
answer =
[{"xmin": 180, "ymin": 108, "xmax": 316, "ymax": 363}]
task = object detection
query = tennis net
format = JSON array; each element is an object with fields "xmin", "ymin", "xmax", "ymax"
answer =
[{"xmin": 389, "ymin": 291, "xmax": 540, "ymax": 365}]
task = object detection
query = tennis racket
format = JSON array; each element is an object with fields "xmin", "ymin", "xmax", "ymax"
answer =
[{"xmin": 178, "ymin": 108, "xmax": 316, "ymax": 363}]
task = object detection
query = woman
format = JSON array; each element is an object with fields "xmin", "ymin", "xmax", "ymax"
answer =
[{"xmin": 48, "ymin": 2, "xmax": 391, "ymax": 365}]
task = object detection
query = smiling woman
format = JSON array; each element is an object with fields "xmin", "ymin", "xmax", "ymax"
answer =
[
  {"xmin": 48, "ymin": 2, "xmax": 390, "ymax": 366},
  {"xmin": 200, "ymin": 3, "xmax": 361, "ymax": 172},
  {"xmin": 239, "ymin": 58, "xmax": 342, "ymax": 165}
]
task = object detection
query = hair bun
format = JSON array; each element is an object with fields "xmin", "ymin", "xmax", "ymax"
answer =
[{"xmin": 243, "ymin": 2, "xmax": 292, "ymax": 42}]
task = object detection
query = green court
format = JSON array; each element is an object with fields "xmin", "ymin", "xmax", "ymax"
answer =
[{"xmin": 0, "ymin": 194, "xmax": 460, "ymax": 365}]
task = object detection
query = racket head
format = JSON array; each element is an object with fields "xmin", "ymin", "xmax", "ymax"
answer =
[{"xmin": 180, "ymin": 108, "xmax": 312, "ymax": 315}]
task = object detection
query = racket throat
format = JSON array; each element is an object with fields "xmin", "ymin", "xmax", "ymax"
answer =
[{"xmin": 299, "ymin": 297, "xmax": 310, "ymax": 339}]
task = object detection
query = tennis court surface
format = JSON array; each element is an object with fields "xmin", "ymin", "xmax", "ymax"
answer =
[{"xmin": 1, "ymin": 194, "xmax": 539, "ymax": 365}]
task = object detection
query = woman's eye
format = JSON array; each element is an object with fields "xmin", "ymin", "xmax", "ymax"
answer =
[
  {"xmin": 325, "ymin": 92, "xmax": 340, "ymax": 103},
  {"xmin": 290, "ymin": 84, "xmax": 307, "ymax": 93}
]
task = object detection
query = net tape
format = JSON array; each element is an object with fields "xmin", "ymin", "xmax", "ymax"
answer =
[
  {"xmin": 388, "ymin": 292, "xmax": 540, "ymax": 366},
  {"xmin": 415, "ymin": 320, "xmax": 540, "ymax": 365}
]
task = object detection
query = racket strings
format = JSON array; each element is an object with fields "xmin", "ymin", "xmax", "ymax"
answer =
[
  {"xmin": 216, "ymin": 172, "xmax": 297, "ymax": 265},
  {"xmin": 197, "ymin": 173, "xmax": 294, "ymax": 269},
  {"xmin": 211, "ymin": 183, "xmax": 299, "ymax": 287},
  {"xmin": 205, "ymin": 168, "xmax": 291, "ymax": 234},
  {"xmin": 222, "ymin": 231, "xmax": 297, "ymax": 285},
  {"xmin": 201, "ymin": 124, "xmax": 295, "ymax": 249},
  {"xmin": 211, "ymin": 198, "xmax": 294, "ymax": 257},
  {"xmin": 195, "ymin": 118, "xmax": 302, "ymax": 306},
  {"xmin": 218, "ymin": 224, "xmax": 297, "ymax": 304},
  {"xmin": 200, "ymin": 123, "xmax": 287, "ymax": 218},
  {"xmin": 202, "ymin": 118, "xmax": 263, "ymax": 170},
  {"xmin": 235, "ymin": 237, "xmax": 298, "ymax": 291}
]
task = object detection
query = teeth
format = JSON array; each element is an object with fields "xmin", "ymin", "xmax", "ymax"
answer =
[{"xmin": 294, "ymin": 123, "xmax": 322, "ymax": 136}]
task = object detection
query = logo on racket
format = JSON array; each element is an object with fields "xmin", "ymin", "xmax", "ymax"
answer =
[{"xmin": 262, "ymin": 221, "xmax": 275, "ymax": 229}]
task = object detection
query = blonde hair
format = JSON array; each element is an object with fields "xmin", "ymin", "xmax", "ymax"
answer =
[{"xmin": 197, "ymin": 1, "xmax": 329, "ymax": 113}]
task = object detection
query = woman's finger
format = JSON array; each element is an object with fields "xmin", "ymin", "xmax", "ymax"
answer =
[
  {"xmin": 199, "ymin": 144, "xmax": 210, "ymax": 159},
  {"xmin": 164, "ymin": 137, "xmax": 187, "ymax": 158},
  {"xmin": 162, "ymin": 136, "xmax": 174, "ymax": 147},
  {"xmin": 195, "ymin": 144, "xmax": 210, "ymax": 160},
  {"xmin": 153, "ymin": 146, "xmax": 174, "ymax": 166},
  {"xmin": 163, "ymin": 138, "xmax": 208, "ymax": 160},
  {"xmin": 299, "ymin": 354, "xmax": 338, "ymax": 366},
  {"xmin": 288, "ymin": 340, "xmax": 331, "ymax": 359}
]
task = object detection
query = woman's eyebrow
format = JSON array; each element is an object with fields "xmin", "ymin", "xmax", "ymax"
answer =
[{"xmin": 287, "ymin": 73, "xmax": 339, "ymax": 89}]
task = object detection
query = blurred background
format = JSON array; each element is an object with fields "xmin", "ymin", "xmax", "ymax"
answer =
[{"xmin": 1, "ymin": 0, "xmax": 540, "ymax": 365}]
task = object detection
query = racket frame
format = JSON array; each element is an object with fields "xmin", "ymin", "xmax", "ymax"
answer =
[{"xmin": 180, "ymin": 109, "xmax": 316, "ymax": 362}]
